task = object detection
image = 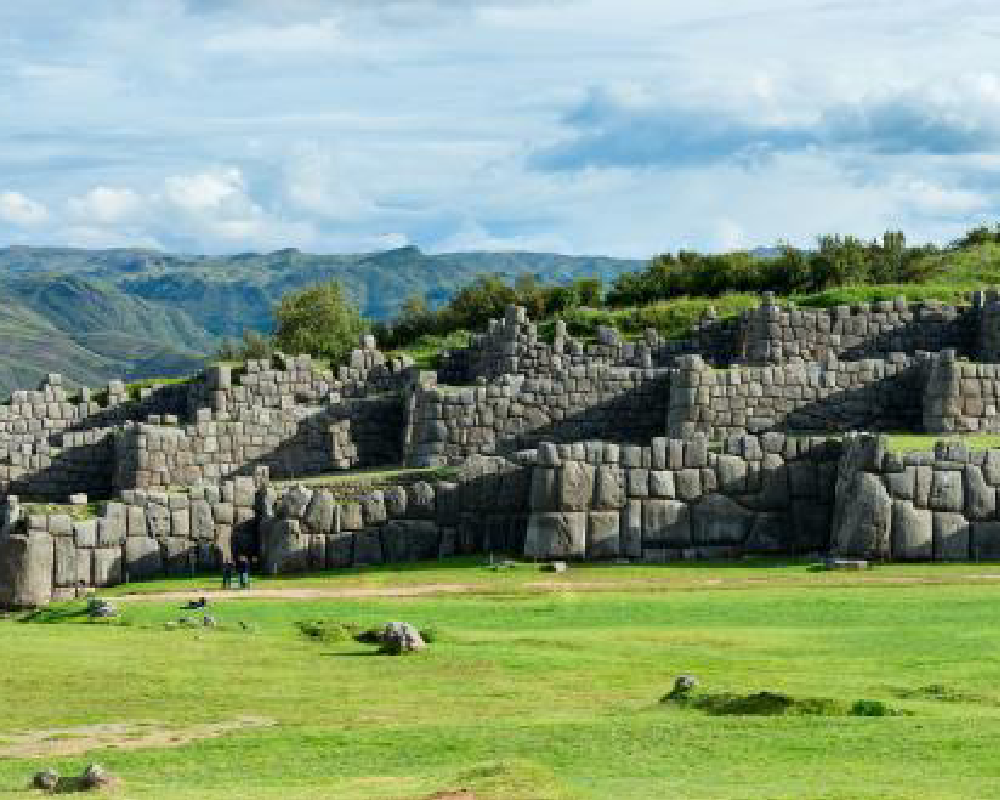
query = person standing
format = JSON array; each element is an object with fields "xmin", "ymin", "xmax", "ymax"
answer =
[
  {"xmin": 222, "ymin": 561, "xmax": 234, "ymax": 590},
  {"xmin": 237, "ymin": 555, "xmax": 250, "ymax": 590}
]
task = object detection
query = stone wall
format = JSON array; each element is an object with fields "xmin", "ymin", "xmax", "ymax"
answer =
[
  {"xmin": 406, "ymin": 366, "xmax": 671, "ymax": 467},
  {"xmin": 831, "ymin": 434, "xmax": 1000, "ymax": 561},
  {"xmin": 923, "ymin": 350, "xmax": 1000, "ymax": 434},
  {"xmin": 524, "ymin": 434, "xmax": 841, "ymax": 561},
  {"xmin": 741, "ymin": 293, "xmax": 972, "ymax": 365},
  {"xmin": 666, "ymin": 353, "xmax": 925, "ymax": 441},
  {"xmin": 436, "ymin": 304, "xmax": 740, "ymax": 385}
]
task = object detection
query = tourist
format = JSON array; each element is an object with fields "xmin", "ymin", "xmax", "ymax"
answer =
[
  {"xmin": 237, "ymin": 555, "xmax": 250, "ymax": 589},
  {"xmin": 222, "ymin": 561, "xmax": 234, "ymax": 590}
]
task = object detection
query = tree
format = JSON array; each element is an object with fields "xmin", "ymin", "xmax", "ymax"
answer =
[{"xmin": 272, "ymin": 280, "xmax": 365, "ymax": 363}]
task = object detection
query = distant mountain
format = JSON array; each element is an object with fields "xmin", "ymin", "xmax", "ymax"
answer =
[{"xmin": 0, "ymin": 245, "xmax": 646, "ymax": 396}]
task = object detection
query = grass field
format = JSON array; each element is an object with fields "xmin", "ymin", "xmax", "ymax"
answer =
[{"xmin": 5, "ymin": 561, "xmax": 1000, "ymax": 798}]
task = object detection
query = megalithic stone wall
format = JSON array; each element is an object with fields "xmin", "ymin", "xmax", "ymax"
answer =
[
  {"xmin": 406, "ymin": 367, "xmax": 672, "ymax": 467},
  {"xmin": 741, "ymin": 293, "xmax": 973, "ymax": 365},
  {"xmin": 666, "ymin": 353, "xmax": 926, "ymax": 440},
  {"xmin": 831, "ymin": 434, "xmax": 1000, "ymax": 561},
  {"xmin": 923, "ymin": 350, "xmax": 1000, "ymax": 434},
  {"xmin": 524, "ymin": 435, "xmax": 841, "ymax": 561}
]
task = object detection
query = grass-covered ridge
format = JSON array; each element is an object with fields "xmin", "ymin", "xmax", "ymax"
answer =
[{"xmin": 6, "ymin": 564, "xmax": 1000, "ymax": 798}]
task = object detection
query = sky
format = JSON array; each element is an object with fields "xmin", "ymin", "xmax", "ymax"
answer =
[{"xmin": 1, "ymin": 0, "xmax": 999, "ymax": 257}]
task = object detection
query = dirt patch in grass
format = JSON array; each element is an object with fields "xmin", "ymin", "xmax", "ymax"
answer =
[{"xmin": 0, "ymin": 716, "xmax": 275, "ymax": 757}]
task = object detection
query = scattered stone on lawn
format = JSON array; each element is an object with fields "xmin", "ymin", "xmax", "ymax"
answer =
[
  {"xmin": 68, "ymin": 493, "xmax": 88, "ymax": 506},
  {"xmin": 202, "ymin": 614, "xmax": 217, "ymax": 627},
  {"xmin": 663, "ymin": 674, "xmax": 699, "ymax": 701},
  {"xmin": 379, "ymin": 621, "xmax": 426, "ymax": 655},
  {"xmin": 31, "ymin": 769, "xmax": 59, "ymax": 791},
  {"xmin": 86, "ymin": 598, "xmax": 118, "ymax": 618},
  {"xmin": 824, "ymin": 558, "xmax": 870, "ymax": 571},
  {"xmin": 542, "ymin": 561, "xmax": 568, "ymax": 573},
  {"xmin": 81, "ymin": 763, "xmax": 113, "ymax": 790}
]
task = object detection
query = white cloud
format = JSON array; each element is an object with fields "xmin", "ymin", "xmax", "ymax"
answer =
[
  {"xmin": 163, "ymin": 168, "xmax": 244, "ymax": 212},
  {"xmin": 0, "ymin": 191, "xmax": 48, "ymax": 225},
  {"xmin": 204, "ymin": 18, "xmax": 349, "ymax": 56},
  {"xmin": 66, "ymin": 186, "xmax": 141, "ymax": 223}
]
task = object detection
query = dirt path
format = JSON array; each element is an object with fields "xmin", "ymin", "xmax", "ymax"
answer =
[{"xmin": 112, "ymin": 572, "xmax": 1000, "ymax": 603}]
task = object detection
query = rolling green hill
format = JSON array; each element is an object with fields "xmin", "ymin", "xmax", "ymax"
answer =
[{"xmin": 0, "ymin": 245, "xmax": 644, "ymax": 396}]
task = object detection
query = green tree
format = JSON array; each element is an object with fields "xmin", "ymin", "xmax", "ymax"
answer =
[{"xmin": 272, "ymin": 280, "xmax": 365, "ymax": 363}]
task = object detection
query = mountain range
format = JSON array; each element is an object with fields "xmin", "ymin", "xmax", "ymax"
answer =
[{"xmin": 0, "ymin": 245, "xmax": 645, "ymax": 397}]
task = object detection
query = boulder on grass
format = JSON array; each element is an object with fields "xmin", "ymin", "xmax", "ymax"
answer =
[{"xmin": 379, "ymin": 622, "xmax": 426, "ymax": 655}]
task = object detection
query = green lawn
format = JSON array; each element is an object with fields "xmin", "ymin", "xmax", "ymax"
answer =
[{"xmin": 5, "ymin": 565, "xmax": 1000, "ymax": 798}]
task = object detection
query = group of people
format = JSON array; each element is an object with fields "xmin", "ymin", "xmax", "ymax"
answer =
[{"xmin": 221, "ymin": 555, "xmax": 251, "ymax": 590}]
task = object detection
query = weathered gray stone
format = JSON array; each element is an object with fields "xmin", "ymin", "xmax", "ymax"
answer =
[
  {"xmin": 353, "ymin": 530, "xmax": 384, "ymax": 566},
  {"xmin": 74, "ymin": 520, "xmax": 97, "ymax": 548},
  {"xmin": 891, "ymin": 500, "xmax": 932, "ymax": 560},
  {"xmin": 715, "ymin": 455, "xmax": 747, "ymax": 493},
  {"xmin": 587, "ymin": 511, "xmax": 620, "ymax": 558},
  {"xmin": 325, "ymin": 532, "xmax": 354, "ymax": 568},
  {"xmin": 125, "ymin": 537, "xmax": 162, "ymax": 579},
  {"xmin": 648, "ymin": 470, "xmax": 675, "ymax": 499},
  {"xmin": 972, "ymin": 521, "xmax": 1000, "ymax": 560},
  {"xmin": 929, "ymin": 469, "xmax": 964, "ymax": 512},
  {"xmin": 0, "ymin": 533, "xmax": 52, "ymax": 607},
  {"xmin": 530, "ymin": 467, "xmax": 560, "ymax": 511},
  {"xmin": 593, "ymin": 465, "xmax": 625, "ymax": 509},
  {"xmin": 933, "ymin": 511, "xmax": 970, "ymax": 561},
  {"xmin": 884, "ymin": 466, "xmax": 916, "ymax": 500},
  {"xmin": 262, "ymin": 518, "xmax": 309, "ymax": 573},
  {"xmin": 642, "ymin": 499, "xmax": 691, "ymax": 547},
  {"xmin": 558, "ymin": 461, "xmax": 595, "ymax": 511},
  {"xmin": 524, "ymin": 512, "xmax": 587, "ymax": 558},
  {"xmin": 964, "ymin": 464, "xmax": 996, "ymax": 520},
  {"xmin": 92, "ymin": 548, "xmax": 122, "ymax": 587},
  {"xmin": 340, "ymin": 502, "xmax": 364, "ymax": 531},
  {"xmin": 621, "ymin": 499, "xmax": 642, "ymax": 558},
  {"xmin": 53, "ymin": 537, "xmax": 77, "ymax": 587},
  {"xmin": 691, "ymin": 494, "xmax": 753, "ymax": 545},
  {"xmin": 161, "ymin": 537, "xmax": 191, "ymax": 575},
  {"xmin": 674, "ymin": 469, "xmax": 702, "ymax": 501},
  {"xmin": 914, "ymin": 465, "xmax": 932, "ymax": 507},
  {"xmin": 383, "ymin": 486, "xmax": 407, "ymax": 516},
  {"xmin": 744, "ymin": 512, "xmax": 787, "ymax": 553},
  {"xmin": 831, "ymin": 471, "xmax": 892, "ymax": 559},
  {"xmin": 190, "ymin": 500, "xmax": 214, "ymax": 540},
  {"xmin": 277, "ymin": 485, "xmax": 313, "ymax": 519},
  {"xmin": 146, "ymin": 503, "xmax": 171, "ymax": 538},
  {"xmin": 302, "ymin": 489, "xmax": 336, "ymax": 535},
  {"xmin": 627, "ymin": 468, "xmax": 649, "ymax": 498}
]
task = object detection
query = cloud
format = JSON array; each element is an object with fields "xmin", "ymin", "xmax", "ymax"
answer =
[
  {"xmin": 66, "ymin": 186, "xmax": 141, "ymax": 224},
  {"xmin": 163, "ymin": 168, "xmax": 244, "ymax": 212},
  {"xmin": 204, "ymin": 18, "xmax": 348, "ymax": 56},
  {"xmin": 533, "ymin": 75, "xmax": 1000, "ymax": 171},
  {"xmin": 0, "ymin": 191, "xmax": 48, "ymax": 225}
]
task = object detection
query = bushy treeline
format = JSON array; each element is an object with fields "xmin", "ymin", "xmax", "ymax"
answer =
[
  {"xmin": 605, "ymin": 232, "xmax": 941, "ymax": 305},
  {"xmin": 218, "ymin": 224, "xmax": 1000, "ymax": 364}
]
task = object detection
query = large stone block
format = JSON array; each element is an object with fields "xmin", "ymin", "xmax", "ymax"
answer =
[
  {"xmin": 340, "ymin": 502, "xmax": 364, "ymax": 531},
  {"xmin": 929, "ymin": 469, "xmax": 963, "ymax": 512},
  {"xmin": 0, "ymin": 533, "xmax": 52, "ymax": 608},
  {"xmin": 161, "ymin": 537, "xmax": 191, "ymax": 575},
  {"xmin": 674, "ymin": 469, "xmax": 702, "ymax": 502},
  {"xmin": 744, "ymin": 512, "xmax": 788, "ymax": 553},
  {"xmin": 524, "ymin": 512, "xmax": 586, "ymax": 558},
  {"xmin": 352, "ymin": 530, "xmax": 384, "ymax": 566},
  {"xmin": 74, "ymin": 520, "xmax": 97, "ymax": 549},
  {"xmin": 530, "ymin": 467, "xmax": 560, "ymax": 511},
  {"xmin": 53, "ymin": 537, "xmax": 77, "ymax": 587},
  {"xmin": 302, "ymin": 489, "xmax": 336, "ymax": 535},
  {"xmin": 715, "ymin": 456, "xmax": 746, "ymax": 493},
  {"xmin": 972, "ymin": 521, "xmax": 1000, "ymax": 560},
  {"xmin": 884, "ymin": 466, "xmax": 916, "ymax": 500},
  {"xmin": 964, "ymin": 464, "xmax": 996, "ymax": 520},
  {"xmin": 325, "ymin": 532, "xmax": 354, "ymax": 568},
  {"xmin": 648, "ymin": 470, "xmax": 675, "ymax": 499},
  {"xmin": 125, "ymin": 537, "xmax": 162, "ymax": 580},
  {"xmin": 190, "ymin": 500, "xmax": 214, "ymax": 541},
  {"xmin": 933, "ymin": 511, "xmax": 970, "ymax": 561},
  {"xmin": 146, "ymin": 503, "xmax": 171, "ymax": 538},
  {"xmin": 620, "ymin": 500, "xmax": 642, "ymax": 558},
  {"xmin": 593, "ymin": 465, "xmax": 625, "ymax": 509},
  {"xmin": 642, "ymin": 499, "xmax": 691, "ymax": 547},
  {"xmin": 92, "ymin": 548, "xmax": 122, "ymax": 587},
  {"xmin": 891, "ymin": 500, "xmax": 932, "ymax": 560},
  {"xmin": 262, "ymin": 518, "xmax": 310, "ymax": 574},
  {"xmin": 558, "ymin": 461, "xmax": 595, "ymax": 511},
  {"xmin": 587, "ymin": 511, "xmax": 620, "ymax": 558},
  {"xmin": 831, "ymin": 471, "xmax": 891, "ymax": 559},
  {"xmin": 691, "ymin": 494, "xmax": 753, "ymax": 546}
]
